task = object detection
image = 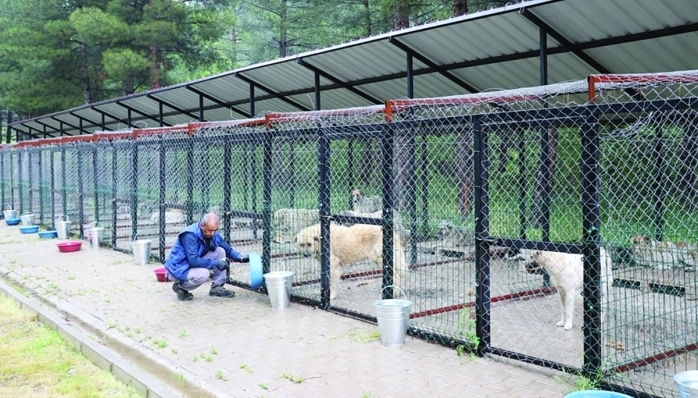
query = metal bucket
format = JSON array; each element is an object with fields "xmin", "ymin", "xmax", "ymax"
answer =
[
  {"xmin": 674, "ymin": 370, "xmax": 698, "ymax": 398},
  {"xmin": 88, "ymin": 227, "xmax": 105, "ymax": 249},
  {"xmin": 3, "ymin": 209, "xmax": 16, "ymax": 219},
  {"xmin": 57, "ymin": 220, "xmax": 72, "ymax": 240},
  {"xmin": 131, "ymin": 239, "xmax": 152, "ymax": 265},
  {"xmin": 20, "ymin": 213, "xmax": 35, "ymax": 226},
  {"xmin": 374, "ymin": 287, "xmax": 411, "ymax": 347},
  {"xmin": 263, "ymin": 271, "xmax": 294, "ymax": 309}
]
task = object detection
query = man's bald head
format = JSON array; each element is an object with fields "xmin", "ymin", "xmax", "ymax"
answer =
[{"xmin": 200, "ymin": 212, "xmax": 220, "ymax": 239}]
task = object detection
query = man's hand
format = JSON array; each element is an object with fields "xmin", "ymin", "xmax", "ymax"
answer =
[
  {"xmin": 215, "ymin": 259, "xmax": 229, "ymax": 271},
  {"xmin": 238, "ymin": 256, "xmax": 250, "ymax": 263}
]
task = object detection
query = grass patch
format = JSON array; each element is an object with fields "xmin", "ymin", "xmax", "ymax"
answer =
[
  {"xmin": 0, "ymin": 294, "xmax": 140, "ymax": 397},
  {"xmin": 348, "ymin": 328, "xmax": 380, "ymax": 343}
]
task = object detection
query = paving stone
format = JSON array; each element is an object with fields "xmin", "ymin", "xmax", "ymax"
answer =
[{"xmin": 0, "ymin": 222, "xmax": 574, "ymax": 398}]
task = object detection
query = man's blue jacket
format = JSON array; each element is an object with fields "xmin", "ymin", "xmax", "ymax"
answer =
[{"xmin": 165, "ymin": 222, "xmax": 243, "ymax": 281}]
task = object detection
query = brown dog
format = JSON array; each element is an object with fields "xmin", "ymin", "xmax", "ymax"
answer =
[{"xmin": 295, "ymin": 223, "xmax": 406, "ymax": 299}]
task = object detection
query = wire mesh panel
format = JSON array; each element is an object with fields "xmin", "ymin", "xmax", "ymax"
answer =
[
  {"xmin": 0, "ymin": 148, "xmax": 9, "ymax": 211},
  {"xmin": 112, "ymin": 133, "xmax": 135, "ymax": 253},
  {"xmin": 189, "ymin": 120, "xmax": 267, "ymax": 286},
  {"xmin": 591, "ymin": 71, "xmax": 698, "ymax": 397},
  {"xmin": 37, "ymin": 145, "xmax": 52, "ymax": 226}
]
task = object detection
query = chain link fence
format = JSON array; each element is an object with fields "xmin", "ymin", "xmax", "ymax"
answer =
[{"xmin": 1, "ymin": 71, "xmax": 697, "ymax": 398}]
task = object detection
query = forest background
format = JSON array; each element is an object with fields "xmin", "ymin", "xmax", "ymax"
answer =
[{"xmin": 0, "ymin": 0, "xmax": 510, "ymax": 135}]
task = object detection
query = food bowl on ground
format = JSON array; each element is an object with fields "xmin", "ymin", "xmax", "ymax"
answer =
[
  {"xmin": 153, "ymin": 267, "xmax": 168, "ymax": 282},
  {"xmin": 19, "ymin": 225, "xmax": 40, "ymax": 234},
  {"xmin": 249, "ymin": 252, "xmax": 263, "ymax": 289},
  {"xmin": 57, "ymin": 241, "xmax": 83, "ymax": 253},
  {"xmin": 5, "ymin": 217, "xmax": 20, "ymax": 226},
  {"xmin": 38, "ymin": 230, "xmax": 58, "ymax": 239}
]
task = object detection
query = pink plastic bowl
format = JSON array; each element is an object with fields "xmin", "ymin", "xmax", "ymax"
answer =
[
  {"xmin": 57, "ymin": 241, "xmax": 83, "ymax": 253},
  {"xmin": 153, "ymin": 267, "xmax": 168, "ymax": 282}
]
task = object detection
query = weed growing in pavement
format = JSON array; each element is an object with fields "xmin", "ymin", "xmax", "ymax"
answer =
[
  {"xmin": 192, "ymin": 355, "xmax": 199, "ymax": 362},
  {"xmin": 171, "ymin": 348, "xmax": 178, "ymax": 354},
  {"xmin": 348, "ymin": 328, "xmax": 380, "ymax": 343},
  {"xmin": 281, "ymin": 372, "xmax": 304, "ymax": 384},
  {"xmin": 215, "ymin": 370, "xmax": 227, "ymax": 381},
  {"xmin": 179, "ymin": 329, "xmax": 187, "ymax": 338},
  {"xmin": 210, "ymin": 346, "xmax": 218, "ymax": 355},
  {"xmin": 258, "ymin": 382, "xmax": 268, "ymax": 390},
  {"xmin": 154, "ymin": 338, "xmax": 168, "ymax": 349},
  {"xmin": 176, "ymin": 373, "xmax": 185, "ymax": 382},
  {"xmin": 203, "ymin": 354, "xmax": 213, "ymax": 362},
  {"xmin": 240, "ymin": 363, "xmax": 253, "ymax": 373}
]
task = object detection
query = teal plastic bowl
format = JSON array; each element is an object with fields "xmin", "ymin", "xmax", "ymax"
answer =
[
  {"xmin": 564, "ymin": 391, "xmax": 633, "ymax": 398},
  {"xmin": 5, "ymin": 217, "xmax": 20, "ymax": 226},
  {"xmin": 249, "ymin": 252, "xmax": 263, "ymax": 289},
  {"xmin": 38, "ymin": 230, "xmax": 58, "ymax": 239},
  {"xmin": 20, "ymin": 225, "xmax": 39, "ymax": 234}
]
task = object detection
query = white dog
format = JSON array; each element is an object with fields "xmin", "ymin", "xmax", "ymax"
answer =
[
  {"xmin": 630, "ymin": 234, "xmax": 697, "ymax": 270},
  {"xmin": 524, "ymin": 249, "xmax": 612, "ymax": 330},
  {"xmin": 295, "ymin": 223, "xmax": 407, "ymax": 300},
  {"xmin": 350, "ymin": 189, "xmax": 382, "ymax": 213},
  {"xmin": 150, "ymin": 208, "xmax": 186, "ymax": 225}
]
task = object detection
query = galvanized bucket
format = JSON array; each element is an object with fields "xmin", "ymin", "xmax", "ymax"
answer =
[
  {"xmin": 374, "ymin": 286, "xmax": 411, "ymax": 347},
  {"xmin": 57, "ymin": 216, "xmax": 71, "ymax": 240},
  {"xmin": 88, "ymin": 224, "xmax": 105, "ymax": 249},
  {"xmin": 20, "ymin": 213, "xmax": 35, "ymax": 226},
  {"xmin": 3, "ymin": 208, "xmax": 16, "ymax": 219},
  {"xmin": 263, "ymin": 271, "xmax": 294, "ymax": 309},
  {"xmin": 674, "ymin": 370, "xmax": 698, "ymax": 398},
  {"xmin": 131, "ymin": 235, "xmax": 152, "ymax": 266}
]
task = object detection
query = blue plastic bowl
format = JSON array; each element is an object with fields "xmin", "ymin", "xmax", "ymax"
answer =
[
  {"xmin": 38, "ymin": 230, "xmax": 58, "ymax": 239},
  {"xmin": 249, "ymin": 252, "xmax": 263, "ymax": 289},
  {"xmin": 564, "ymin": 391, "xmax": 633, "ymax": 398},
  {"xmin": 20, "ymin": 225, "xmax": 40, "ymax": 234},
  {"xmin": 5, "ymin": 217, "xmax": 20, "ymax": 226}
]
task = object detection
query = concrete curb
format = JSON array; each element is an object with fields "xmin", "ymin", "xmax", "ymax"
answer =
[{"xmin": 0, "ymin": 279, "xmax": 180, "ymax": 398}]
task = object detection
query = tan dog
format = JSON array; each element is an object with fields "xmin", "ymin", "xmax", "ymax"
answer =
[
  {"xmin": 630, "ymin": 234, "xmax": 697, "ymax": 270},
  {"xmin": 349, "ymin": 189, "xmax": 382, "ymax": 213},
  {"xmin": 295, "ymin": 223, "xmax": 406, "ymax": 299},
  {"xmin": 527, "ymin": 249, "xmax": 612, "ymax": 330}
]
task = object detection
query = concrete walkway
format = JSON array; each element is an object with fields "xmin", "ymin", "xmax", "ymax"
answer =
[{"xmin": 0, "ymin": 222, "xmax": 574, "ymax": 397}]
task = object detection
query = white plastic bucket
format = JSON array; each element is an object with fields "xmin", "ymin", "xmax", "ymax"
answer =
[
  {"xmin": 131, "ymin": 239, "xmax": 152, "ymax": 265},
  {"xmin": 88, "ymin": 227, "xmax": 105, "ymax": 249},
  {"xmin": 374, "ymin": 287, "xmax": 411, "ymax": 347},
  {"xmin": 57, "ymin": 220, "xmax": 71, "ymax": 240},
  {"xmin": 20, "ymin": 213, "xmax": 35, "ymax": 226},
  {"xmin": 263, "ymin": 271, "xmax": 294, "ymax": 309},
  {"xmin": 674, "ymin": 370, "xmax": 698, "ymax": 398},
  {"xmin": 3, "ymin": 209, "xmax": 16, "ymax": 219}
]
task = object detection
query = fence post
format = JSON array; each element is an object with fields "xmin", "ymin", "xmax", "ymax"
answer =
[
  {"xmin": 10, "ymin": 151, "xmax": 15, "ymax": 210},
  {"xmin": 251, "ymin": 142, "xmax": 259, "ymax": 240},
  {"xmin": 186, "ymin": 136, "xmax": 194, "ymax": 224},
  {"xmin": 317, "ymin": 121, "xmax": 332, "ymax": 306},
  {"xmin": 420, "ymin": 134, "xmax": 429, "ymax": 240},
  {"xmin": 93, "ymin": 142, "xmax": 99, "ymax": 226},
  {"xmin": 50, "ymin": 146, "xmax": 55, "ymax": 229},
  {"xmin": 159, "ymin": 135, "xmax": 166, "ymax": 263},
  {"xmin": 61, "ymin": 146, "xmax": 67, "ymax": 221},
  {"xmin": 111, "ymin": 141, "xmax": 117, "ymax": 249},
  {"xmin": 518, "ymin": 128, "xmax": 527, "ymax": 240},
  {"xmin": 473, "ymin": 115, "xmax": 491, "ymax": 357},
  {"xmin": 0, "ymin": 150, "xmax": 4, "ymax": 211},
  {"xmin": 222, "ymin": 134, "xmax": 232, "ymax": 242},
  {"xmin": 17, "ymin": 150, "xmax": 23, "ymax": 214},
  {"xmin": 406, "ymin": 115, "xmax": 418, "ymax": 267},
  {"xmin": 38, "ymin": 148, "xmax": 43, "ymax": 225},
  {"xmin": 381, "ymin": 123, "xmax": 396, "ymax": 300},
  {"xmin": 28, "ymin": 149, "xmax": 33, "ymax": 215},
  {"xmin": 77, "ymin": 144, "xmax": 85, "ymax": 239},
  {"xmin": 262, "ymin": 126, "xmax": 273, "ymax": 276},
  {"xmin": 581, "ymin": 106, "xmax": 602, "ymax": 378},
  {"xmin": 131, "ymin": 138, "xmax": 139, "ymax": 241}
]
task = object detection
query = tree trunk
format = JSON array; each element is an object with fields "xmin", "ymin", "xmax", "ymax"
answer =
[
  {"xmin": 456, "ymin": 126, "xmax": 473, "ymax": 217},
  {"xmin": 231, "ymin": 26, "xmax": 238, "ymax": 65},
  {"xmin": 279, "ymin": 0, "xmax": 288, "ymax": 57},
  {"xmin": 80, "ymin": 42, "xmax": 91, "ymax": 104},
  {"xmin": 679, "ymin": 112, "xmax": 698, "ymax": 211},
  {"xmin": 530, "ymin": 127, "xmax": 558, "ymax": 229},
  {"xmin": 453, "ymin": 0, "xmax": 468, "ymax": 16},
  {"xmin": 123, "ymin": 75, "xmax": 135, "ymax": 96},
  {"xmin": 393, "ymin": 0, "xmax": 409, "ymax": 30},
  {"xmin": 362, "ymin": 0, "xmax": 372, "ymax": 35},
  {"xmin": 149, "ymin": 44, "xmax": 160, "ymax": 90}
]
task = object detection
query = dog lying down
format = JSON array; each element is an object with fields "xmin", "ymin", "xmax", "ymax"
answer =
[
  {"xmin": 295, "ymin": 223, "xmax": 407, "ymax": 300},
  {"xmin": 521, "ymin": 249, "xmax": 612, "ymax": 331}
]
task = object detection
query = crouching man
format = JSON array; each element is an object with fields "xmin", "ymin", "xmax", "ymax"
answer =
[{"xmin": 165, "ymin": 212, "xmax": 249, "ymax": 301}]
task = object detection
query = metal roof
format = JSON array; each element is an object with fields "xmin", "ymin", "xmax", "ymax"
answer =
[{"xmin": 11, "ymin": 0, "xmax": 698, "ymax": 139}]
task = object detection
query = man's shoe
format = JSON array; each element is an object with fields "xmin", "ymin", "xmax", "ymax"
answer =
[
  {"xmin": 209, "ymin": 285, "xmax": 235, "ymax": 298},
  {"xmin": 172, "ymin": 283, "xmax": 193, "ymax": 301}
]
